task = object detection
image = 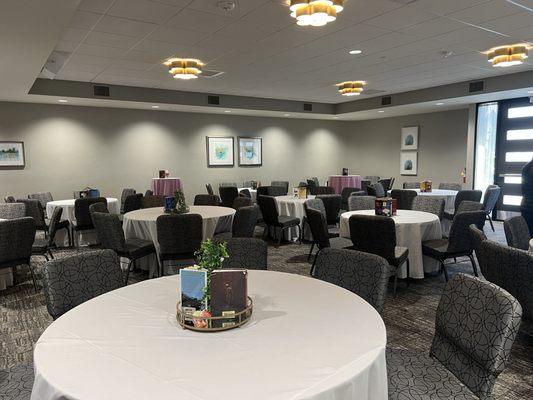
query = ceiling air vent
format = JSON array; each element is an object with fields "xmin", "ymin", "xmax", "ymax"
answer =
[
  {"xmin": 303, "ymin": 103, "xmax": 313, "ymax": 112},
  {"xmin": 469, "ymin": 80, "xmax": 484, "ymax": 93},
  {"xmin": 381, "ymin": 96, "xmax": 392, "ymax": 106},
  {"xmin": 93, "ymin": 85, "xmax": 110, "ymax": 97},
  {"xmin": 200, "ymin": 70, "xmax": 225, "ymax": 79},
  {"xmin": 208, "ymin": 95, "xmax": 220, "ymax": 105}
]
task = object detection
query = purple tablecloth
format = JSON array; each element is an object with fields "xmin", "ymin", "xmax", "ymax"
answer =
[
  {"xmin": 329, "ymin": 175, "xmax": 362, "ymax": 194},
  {"xmin": 151, "ymin": 178, "xmax": 182, "ymax": 196}
]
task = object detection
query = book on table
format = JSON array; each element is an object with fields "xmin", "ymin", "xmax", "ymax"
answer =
[{"xmin": 210, "ymin": 270, "xmax": 248, "ymax": 328}]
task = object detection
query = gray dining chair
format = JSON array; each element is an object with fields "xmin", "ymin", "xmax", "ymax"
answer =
[
  {"xmin": 481, "ymin": 185, "xmax": 501, "ymax": 231},
  {"xmin": 215, "ymin": 237, "xmax": 267, "ymax": 270},
  {"xmin": 439, "ymin": 182, "xmax": 462, "ymax": 191},
  {"xmin": 412, "ymin": 196, "xmax": 445, "ymax": 220},
  {"xmin": 0, "ymin": 203, "xmax": 26, "ymax": 219},
  {"xmin": 348, "ymin": 195, "xmax": 375, "ymax": 211},
  {"xmin": 390, "ymin": 189, "xmax": 417, "ymax": 210},
  {"xmin": 503, "ymin": 216, "xmax": 530, "ymax": 251},
  {"xmin": 0, "ymin": 364, "xmax": 34, "ymax": 400}
]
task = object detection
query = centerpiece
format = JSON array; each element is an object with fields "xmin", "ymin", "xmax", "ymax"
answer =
[
  {"xmin": 420, "ymin": 180, "xmax": 432, "ymax": 192},
  {"xmin": 176, "ymin": 240, "xmax": 253, "ymax": 332},
  {"xmin": 165, "ymin": 189, "xmax": 189, "ymax": 214}
]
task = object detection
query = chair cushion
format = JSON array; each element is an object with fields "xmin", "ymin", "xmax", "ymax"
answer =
[
  {"xmin": 329, "ymin": 237, "xmax": 353, "ymax": 249},
  {"xmin": 387, "ymin": 347, "xmax": 477, "ymax": 400},
  {"xmin": 123, "ymin": 238, "xmax": 156, "ymax": 259},
  {"xmin": 422, "ymin": 239, "xmax": 450, "ymax": 258},
  {"xmin": 277, "ymin": 215, "xmax": 300, "ymax": 228}
]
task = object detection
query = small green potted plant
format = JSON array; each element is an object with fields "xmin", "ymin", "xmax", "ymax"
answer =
[
  {"xmin": 195, "ymin": 239, "xmax": 228, "ymax": 307},
  {"xmin": 173, "ymin": 189, "xmax": 189, "ymax": 214}
]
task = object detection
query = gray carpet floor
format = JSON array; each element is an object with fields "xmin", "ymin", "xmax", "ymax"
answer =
[{"xmin": 1, "ymin": 221, "xmax": 532, "ymax": 399}]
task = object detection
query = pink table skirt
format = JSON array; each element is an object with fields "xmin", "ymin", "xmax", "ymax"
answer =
[
  {"xmin": 329, "ymin": 175, "xmax": 362, "ymax": 194},
  {"xmin": 151, "ymin": 178, "xmax": 182, "ymax": 196}
]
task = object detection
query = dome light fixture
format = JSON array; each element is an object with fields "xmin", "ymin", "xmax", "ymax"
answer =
[
  {"xmin": 336, "ymin": 81, "xmax": 366, "ymax": 96},
  {"xmin": 164, "ymin": 58, "xmax": 204, "ymax": 80},
  {"xmin": 290, "ymin": 0, "xmax": 345, "ymax": 27},
  {"xmin": 486, "ymin": 44, "xmax": 528, "ymax": 68}
]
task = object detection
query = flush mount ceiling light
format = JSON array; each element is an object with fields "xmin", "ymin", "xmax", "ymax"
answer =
[
  {"xmin": 486, "ymin": 44, "xmax": 528, "ymax": 67},
  {"xmin": 349, "ymin": 49, "xmax": 362, "ymax": 55},
  {"xmin": 164, "ymin": 58, "xmax": 204, "ymax": 79},
  {"xmin": 335, "ymin": 81, "xmax": 366, "ymax": 96},
  {"xmin": 290, "ymin": 0, "xmax": 345, "ymax": 27}
]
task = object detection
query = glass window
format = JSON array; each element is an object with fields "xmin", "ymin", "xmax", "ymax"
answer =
[
  {"xmin": 474, "ymin": 102, "xmax": 498, "ymax": 193},
  {"xmin": 505, "ymin": 152, "xmax": 533, "ymax": 162},
  {"xmin": 508, "ymin": 105, "xmax": 533, "ymax": 119},
  {"xmin": 504, "ymin": 175, "xmax": 522, "ymax": 184},
  {"xmin": 506, "ymin": 129, "xmax": 533, "ymax": 141},
  {"xmin": 503, "ymin": 195, "xmax": 522, "ymax": 206}
]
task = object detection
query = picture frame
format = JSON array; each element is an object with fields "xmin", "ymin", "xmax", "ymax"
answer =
[
  {"xmin": 400, "ymin": 151, "xmax": 418, "ymax": 176},
  {"xmin": 401, "ymin": 126, "xmax": 419, "ymax": 150},
  {"xmin": 0, "ymin": 141, "xmax": 25, "ymax": 167},
  {"xmin": 206, "ymin": 137, "xmax": 234, "ymax": 167},
  {"xmin": 238, "ymin": 137, "xmax": 262, "ymax": 167}
]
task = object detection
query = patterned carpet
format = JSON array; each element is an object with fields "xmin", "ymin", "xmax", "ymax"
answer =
[{"xmin": 1, "ymin": 221, "xmax": 532, "ymax": 399}]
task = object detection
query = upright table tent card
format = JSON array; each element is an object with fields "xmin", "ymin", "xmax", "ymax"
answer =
[
  {"xmin": 210, "ymin": 270, "xmax": 248, "ymax": 327},
  {"xmin": 180, "ymin": 268, "xmax": 208, "ymax": 320}
]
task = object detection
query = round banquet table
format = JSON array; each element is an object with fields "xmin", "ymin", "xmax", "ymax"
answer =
[
  {"xmin": 339, "ymin": 210, "xmax": 442, "ymax": 279},
  {"xmin": 275, "ymin": 195, "xmax": 315, "ymax": 241},
  {"xmin": 123, "ymin": 206, "xmax": 235, "ymax": 277},
  {"xmin": 329, "ymin": 175, "xmax": 362, "ymax": 195},
  {"xmin": 46, "ymin": 198, "xmax": 120, "ymax": 246},
  {"xmin": 31, "ymin": 271, "xmax": 387, "ymax": 400},
  {"xmin": 151, "ymin": 177, "xmax": 182, "ymax": 196}
]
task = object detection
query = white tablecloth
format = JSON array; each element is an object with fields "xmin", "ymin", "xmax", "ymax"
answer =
[
  {"xmin": 275, "ymin": 195, "xmax": 315, "ymax": 241},
  {"xmin": 31, "ymin": 271, "xmax": 387, "ymax": 400},
  {"xmin": 340, "ymin": 210, "xmax": 442, "ymax": 279},
  {"xmin": 238, "ymin": 187, "xmax": 257, "ymax": 202},
  {"xmin": 529, "ymin": 239, "xmax": 533, "ymax": 253},
  {"xmin": 45, "ymin": 198, "xmax": 120, "ymax": 246},
  {"xmin": 122, "ymin": 206, "xmax": 235, "ymax": 277}
]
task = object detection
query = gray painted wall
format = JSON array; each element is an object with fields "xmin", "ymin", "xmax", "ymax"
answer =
[{"xmin": 0, "ymin": 102, "xmax": 468, "ymax": 202}]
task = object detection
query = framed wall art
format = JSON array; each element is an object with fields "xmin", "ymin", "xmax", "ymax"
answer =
[
  {"xmin": 401, "ymin": 126, "xmax": 419, "ymax": 150},
  {"xmin": 0, "ymin": 141, "xmax": 25, "ymax": 167},
  {"xmin": 238, "ymin": 137, "xmax": 262, "ymax": 166},
  {"xmin": 400, "ymin": 151, "xmax": 418, "ymax": 176},
  {"xmin": 206, "ymin": 137, "xmax": 234, "ymax": 167}
]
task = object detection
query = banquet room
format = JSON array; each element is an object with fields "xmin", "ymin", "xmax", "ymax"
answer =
[{"xmin": 1, "ymin": 0, "xmax": 533, "ymax": 399}]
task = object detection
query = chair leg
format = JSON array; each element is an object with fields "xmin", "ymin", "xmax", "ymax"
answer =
[
  {"xmin": 441, "ymin": 261, "xmax": 449, "ymax": 282},
  {"xmin": 125, "ymin": 259, "xmax": 134, "ymax": 285},
  {"xmin": 27, "ymin": 263, "xmax": 38, "ymax": 293},
  {"xmin": 405, "ymin": 259, "xmax": 410, "ymax": 288},
  {"xmin": 307, "ymin": 242, "xmax": 315, "ymax": 261},
  {"xmin": 160, "ymin": 259, "xmax": 165, "ymax": 277},
  {"xmin": 468, "ymin": 254, "xmax": 479, "ymax": 277},
  {"xmin": 48, "ymin": 249, "xmax": 54, "ymax": 259},
  {"xmin": 277, "ymin": 228, "xmax": 283, "ymax": 247},
  {"xmin": 67, "ymin": 228, "xmax": 72, "ymax": 247},
  {"xmin": 488, "ymin": 215, "xmax": 495, "ymax": 232},
  {"xmin": 310, "ymin": 248, "xmax": 322, "ymax": 276},
  {"xmin": 43, "ymin": 254, "xmax": 49, "ymax": 262},
  {"xmin": 393, "ymin": 271, "xmax": 398, "ymax": 297}
]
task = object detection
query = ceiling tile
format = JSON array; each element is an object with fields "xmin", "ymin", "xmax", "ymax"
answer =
[
  {"xmin": 340, "ymin": 0, "xmax": 403, "ymax": 23},
  {"xmin": 480, "ymin": 11, "xmax": 533, "ymax": 35},
  {"xmin": 93, "ymin": 15, "xmax": 157, "ymax": 37},
  {"xmin": 77, "ymin": 0, "xmax": 114, "ymax": 14},
  {"xmin": 166, "ymin": 9, "xmax": 234, "ymax": 33},
  {"xmin": 146, "ymin": 25, "xmax": 209, "ymax": 45},
  {"xmin": 132, "ymin": 39, "xmax": 187, "ymax": 56},
  {"xmin": 108, "ymin": 0, "xmax": 183, "ymax": 24},
  {"xmin": 187, "ymin": 0, "xmax": 269, "ymax": 19},
  {"xmin": 445, "ymin": 0, "xmax": 523, "ymax": 24},
  {"xmin": 76, "ymin": 44, "xmax": 129, "ymax": 58},
  {"xmin": 56, "ymin": 71, "xmax": 100, "ymax": 82},
  {"xmin": 69, "ymin": 10, "xmax": 102, "ymax": 30},
  {"xmin": 84, "ymin": 31, "xmax": 140, "ymax": 49},
  {"xmin": 58, "ymin": 28, "xmax": 90, "ymax": 44},
  {"xmin": 364, "ymin": 4, "xmax": 438, "ymax": 30}
]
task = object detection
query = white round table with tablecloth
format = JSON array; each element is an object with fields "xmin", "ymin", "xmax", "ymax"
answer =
[
  {"xmin": 275, "ymin": 195, "xmax": 315, "ymax": 241},
  {"xmin": 46, "ymin": 198, "xmax": 120, "ymax": 246},
  {"xmin": 31, "ymin": 270, "xmax": 387, "ymax": 400},
  {"xmin": 339, "ymin": 210, "xmax": 442, "ymax": 279},
  {"xmin": 122, "ymin": 206, "xmax": 235, "ymax": 277}
]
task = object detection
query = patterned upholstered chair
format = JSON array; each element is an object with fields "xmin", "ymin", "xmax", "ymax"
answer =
[
  {"xmin": 206, "ymin": 183, "xmax": 214, "ymax": 195},
  {"xmin": 403, "ymin": 181, "xmax": 420, "ymax": 189},
  {"xmin": 42, "ymin": 249, "xmax": 124, "ymax": 320},
  {"xmin": 120, "ymin": 188, "xmax": 136, "ymax": 214},
  {"xmin": 360, "ymin": 180, "xmax": 371, "ymax": 193},
  {"xmin": 271, "ymin": 181, "xmax": 289, "ymax": 195},
  {"xmin": 503, "ymin": 216, "xmax": 530, "ymax": 250},
  {"xmin": 378, "ymin": 177, "xmax": 394, "ymax": 191},
  {"xmin": 242, "ymin": 181, "xmax": 254, "ymax": 188},
  {"xmin": 215, "ymin": 237, "xmax": 267, "ymax": 270},
  {"xmin": 306, "ymin": 178, "xmax": 318, "ymax": 195},
  {"xmin": 390, "ymin": 189, "xmax": 417, "ymax": 210},
  {"xmin": 422, "ymin": 211, "xmax": 486, "ymax": 281},
  {"xmin": 257, "ymin": 195, "xmax": 300, "ymax": 247},
  {"xmin": 316, "ymin": 194, "xmax": 341, "ymax": 225},
  {"xmin": 194, "ymin": 194, "xmax": 220, "ymax": 206},
  {"xmin": 144, "ymin": 189, "xmax": 153, "ymax": 197},
  {"xmin": 17, "ymin": 198, "xmax": 47, "ymax": 235},
  {"xmin": 232, "ymin": 196, "xmax": 253, "ymax": 210},
  {"xmin": 141, "ymin": 195, "xmax": 165, "ymax": 209},
  {"xmin": 482, "ymin": 185, "xmax": 501, "ymax": 231},
  {"xmin": 219, "ymin": 186, "xmax": 239, "ymax": 208},
  {"xmin": 72, "ymin": 197, "xmax": 107, "ymax": 246},
  {"xmin": 0, "ymin": 203, "xmax": 26, "ymax": 219},
  {"xmin": 28, "ymin": 191, "xmax": 53, "ymax": 209},
  {"xmin": 4, "ymin": 195, "xmax": 16, "ymax": 203},
  {"xmin": 89, "ymin": 201, "xmax": 109, "ymax": 216},
  {"xmin": 476, "ymin": 240, "xmax": 533, "ymax": 320},
  {"xmin": 313, "ymin": 248, "xmax": 389, "ymax": 314},
  {"xmin": 363, "ymin": 175, "xmax": 380, "ymax": 184},
  {"xmin": 340, "ymin": 187, "xmax": 360, "ymax": 211},
  {"xmin": 32, "ymin": 207, "xmax": 64, "ymax": 261},
  {"xmin": 0, "ymin": 217, "xmax": 37, "ymax": 291},
  {"xmin": 347, "ymin": 195, "xmax": 376, "ymax": 211},
  {"xmin": 92, "ymin": 212, "xmax": 156, "ymax": 283},
  {"xmin": 444, "ymin": 190, "xmax": 483, "ymax": 221},
  {"xmin": 315, "ymin": 186, "xmax": 335, "ymax": 195},
  {"xmin": 267, "ymin": 185, "xmax": 287, "ymax": 197},
  {"xmin": 123, "ymin": 193, "xmax": 143, "ymax": 213},
  {"xmin": 156, "ymin": 214, "xmax": 203, "ymax": 276},
  {"xmin": 366, "ymin": 182, "xmax": 385, "ymax": 198},
  {"xmin": 0, "ymin": 364, "xmax": 34, "ymax": 400},
  {"xmin": 439, "ymin": 182, "xmax": 462, "ymax": 191},
  {"xmin": 216, "ymin": 205, "xmax": 259, "ymax": 239},
  {"xmin": 219, "ymin": 182, "xmax": 238, "ymax": 188},
  {"xmin": 302, "ymin": 198, "xmax": 327, "ymax": 240},
  {"xmin": 349, "ymin": 214, "xmax": 409, "ymax": 295},
  {"xmin": 239, "ymin": 188, "xmax": 252, "ymax": 198},
  {"xmin": 387, "ymin": 273, "xmax": 522, "ymax": 400},
  {"xmin": 468, "ymin": 224, "xmax": 487, "ymax": 256},
  {"xmin": 412, "ymin": 196, "xmax": 445, "ymax": 220}
]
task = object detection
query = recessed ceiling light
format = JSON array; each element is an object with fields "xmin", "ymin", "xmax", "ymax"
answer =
[
  {"xmin": 224, "ymin": 110, "xmax": 232, "ymax": 113},
  {"xmin": 349, "ymin": 49, "xmax": 362, "ymax": 55},
  {"xmin": 57, "ymin": 99, "xmax": 68, "ymax": 103},
  {"xmin": 151, "ymin": 105, "xmax": 159, "ymax": 109},
  {"xmin": 436, "ymin": 102, "xmax": 444, "ymax": 106},
  {"xmin": 284, "ymin": 113, "xmax": 291, "ymax": 117},
  {"xmin": 377, "ymin": 110, "xmax": 384, "ymax": 113}
]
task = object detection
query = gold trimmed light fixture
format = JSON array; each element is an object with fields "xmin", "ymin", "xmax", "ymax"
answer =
[
  {"xmin": 164, "ymin": 58, "xmax": 204, "ymax": 79},
  {"xmin": 289, "ymin": 0, "xmax": 345, "ymax": 27},
  {"xmin": 336, "ymin": 81, "xmax": 366, "ymax": 96},
  {"xmin": 486, "ymin": 44, "xmax": 528, "ymax": 68}
]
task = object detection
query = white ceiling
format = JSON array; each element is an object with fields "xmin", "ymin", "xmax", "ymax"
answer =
[{"xmin": 48, "ymin": 0, "xmax": 533, "ymax": 104}]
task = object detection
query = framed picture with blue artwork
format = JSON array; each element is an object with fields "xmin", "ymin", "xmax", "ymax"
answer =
[
  {"xmin": 401, "ymin": 126, "xmax": 418, "ymax": 150},
  {"xmin": 206, "ymin": 136, "xmax": 234, "ymax": 167},
  {"xmin": 238, "ymin": 137, "xmax": 262, "ymax": 167},
  {"xmin": 0, "ymin": 141, "xmax": 25, "ymax": 168}
]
